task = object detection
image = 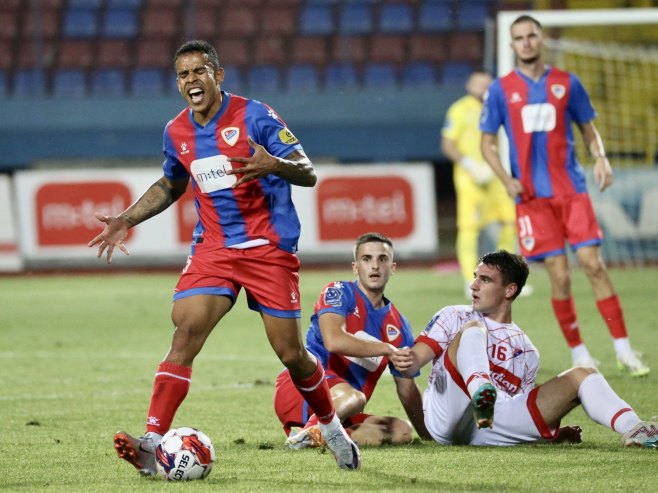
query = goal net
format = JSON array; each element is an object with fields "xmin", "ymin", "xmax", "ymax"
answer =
[{"xmin": 496, "ymin": 8, "xmax": 658, "ymax": 265}]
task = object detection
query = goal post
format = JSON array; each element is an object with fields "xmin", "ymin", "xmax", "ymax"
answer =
[{"xmin": 495, "ymin": 8, "xmax": 658, "ymax": 265}]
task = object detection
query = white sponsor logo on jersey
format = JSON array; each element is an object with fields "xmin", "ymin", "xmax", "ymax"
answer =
[
  {"xmin": 180, "ymin": 142, "xmax": 190, "ymax": 155},
  {"xmin": 190, "ymin": 155, "xmax": 236, "ymax": 193},
  {"xmin": 521, "ymin": 103, "xmax": 556, "ymax": 133},
  {"xmin": 346, "ymin": 331, "xmax": 383, "ymax": 371},
  {"xmin": 510, "ymin": 92, "xmax": 522, "ymax": 103}
]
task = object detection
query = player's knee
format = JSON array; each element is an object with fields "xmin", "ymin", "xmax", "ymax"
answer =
[{"xmin": 277, "ymin": 347, "xmax": 307, "ymax": 371}]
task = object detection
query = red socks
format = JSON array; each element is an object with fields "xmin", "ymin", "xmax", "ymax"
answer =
[
  {"xmin": 290, "ymin": 359, "xmax": 335, "ymax": 425},
  {"xmin": 551, "ymin": 297, "xmax": 583, "ymax": 348},
  {"xmin": 596, "ymin": 294, "xmax": 628, "ymax": 339},
  {"xmin": 145, "ymin": 362, "xmax": 192, "ymax": 435}
]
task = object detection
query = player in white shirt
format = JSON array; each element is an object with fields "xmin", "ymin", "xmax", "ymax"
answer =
[{"xmin": 392, "ymin": 250, "xmax": 657, "ymax": 448}]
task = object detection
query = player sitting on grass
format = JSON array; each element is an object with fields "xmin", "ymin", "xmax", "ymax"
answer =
[
  {"xmin": 275, "ymin": 233, "xmax": 431, "ymax": 448},
  {"xmin": 392, "ymin": 250, "xmax": 657, "ymax": 448}
]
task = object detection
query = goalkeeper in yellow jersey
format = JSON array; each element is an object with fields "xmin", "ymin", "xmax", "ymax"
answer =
[{"xmin": 441, "ymin": 70, "xmax": 519, "ymax": 298}]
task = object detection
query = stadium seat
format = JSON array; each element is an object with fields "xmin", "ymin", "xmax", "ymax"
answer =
[
  {"xmin": 221, "ymin": 65, "xmax": 243, "ymax": 94},
  {"xmin": 91, "ymin": 68, "xmax": 127, "ymax": 96},
  {"xmin": 181, "ymin": 4, "xmax": 217, "ymax": 39},
  {"xmin": 217, "ymin": 8, "xmax": 258, "ymax": 37},
  {"xmin": 246, "ymin": 64, "xmax": 281, "ymax": 93},
  {"xmin": 213, "ymin": 37, "xmax": 251, "ymax": 67},
  {"xmin": 97, "ymin": 40, "xmax": 132, "ymax": 68},
  {"xmin": 13, "ymin": 70, "xmax": 48, "ymax": 97},
  {"xmin": 456, "ymin": 0, "xmax": 490, "ymax": 31},
  {"xmin": 0, "ymin": 12, "xmax": 19, "ymax": 41},
  {"xmin": 363, "ymin": 63, "xmax": 398, "ymax": 89},
  {"xmin": 102, "ymin": 8, "xmax": 139, "ymax": 38},
  {"xmin": 144, "ymin": 0, "xmax": 183, "ymax": 7},
  {"xmin": 253, "ymin": 37, "xmax": 287, "ymax": 65},
  {"xmin": 378, "ymin": 4, "xmax": 414, "ymax": 33},
  {"xmin": 136, "ymin": 38, "xmax": 173, "ymax": 68},
  {"xmin": 402, "ymin": 62, "xmax": 438, "ymax": 88},
  {"xmin": 52, "ymin": 69, "xmax": 88, "ymax": 98},
  {"xmin": 338, "ymin": 4, "xmax": 373, "ymax": 35},
  {"xmin": 325, "ymin": 63, "xmax": 359, "ymax": 91},
  {"xmin": 16, "ymin": 39, "xmax": 58, "ymax": 69},
  {"xmin": 369, "ymin": 35, "xmax": 406, "ymax": 64},
  {"xmin": 62, "ymin": 8, "xmax": 99, "ymax": 38},
  {"xmin": 418, "ymin": 1, "xmax": 453, "ymax": 32},
  {"xmin": 57, "ymin": 40, "xmax": 95, "ymax": 69},
  {"xmin": 0, "ymin": 70, "xmax": 8, "ymax": 98},
  {"xmin": 260, "ymin": 6, "xmax": 298, "ymax": 36},
  {"xmin": 332, "ymin": 35, "xmax": 368, "ymax": 64},
  {"xmin": 0, "ymin": 42, "xmax": 13, "ymax": 70},
  {"xmin": 408, "ymin": 34, "xmax": 449, "ymax": 63},
  {"xmin": 107, "ymin": 0, "xmax": 143, "ymax": 7},
  {"xmin": 299, "ymin": 5, "xmax": 334, "ymax": 35},
  {"xmin": 0, "ymin": 0, "xmax": 22, "ymax": 11},
  {"xmin": 440, "ymin": 61, "xmax": 474, "ymax": 85},
  {"xmin": 22, "ymin": 9, "xmax": 61, "ymax": 39},
  {"xmin": 286, "ymin": 64, "xmax": 321, "ymax": 93},
  {"xmin": 448, "ymin": 32, "xmax": 484, "ymax": 61},
  {"xmin": 291, "ymin": 36, "xmax": 329, "ymax": 65},
  {"xmin": 131, "ymin": 67, "xmax": 166, "ymax": 96},
  {"xmin": 141, "ymin": 8, "xmax": 179, "ymax": 38}
]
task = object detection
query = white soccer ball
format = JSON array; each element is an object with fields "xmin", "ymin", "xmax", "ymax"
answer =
[{"xmin": 155, "ymin": 427, "xmax": 215, "ymax": 481}]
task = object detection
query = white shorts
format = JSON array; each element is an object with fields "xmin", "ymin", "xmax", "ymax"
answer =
[{"xmin": 423, "ymin": 352, "xmax": 558, "ymax": 446}]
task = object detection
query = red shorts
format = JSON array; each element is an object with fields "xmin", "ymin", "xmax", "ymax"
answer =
[
  {"xmin": 273, "ymin": 369, "xmax": 370, "ymax": 436},
  {"xmin": 174, "ymin": 243, "xmax": 301, "ymax": 318},
  {"xmin": 515, "ymin": 193, "xmax": 603, "ymax": 261}
]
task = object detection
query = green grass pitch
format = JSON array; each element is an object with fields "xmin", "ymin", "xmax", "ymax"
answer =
[{"xmin": 1, "ymin": 265, "xmax": 655, "ymax": 492}]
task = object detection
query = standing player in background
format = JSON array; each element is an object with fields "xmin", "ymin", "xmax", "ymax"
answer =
[
  {"xmin": 479, "ymin": 15, "xmax": 649, "ymax": 376},
  {"xmin": 441, "ymin": 69, "xmax": 519, "ymax": 299},
  {"xmin": 393, "ymin": 250, "xmax": 657, "ymax": 448},
  {"xmin": 277, "ymin": 233, "xmax": 430, "ymax": 448},
  {"xmin": 88, "ymin": 40, "xmax": 360, "ymax": 474}
]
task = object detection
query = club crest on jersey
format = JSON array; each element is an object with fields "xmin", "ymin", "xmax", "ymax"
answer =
[
  {"xmin": 522, "ymin": 236, "xmax": 535, "ymax": 252},
  {"xmin": 386, "ymin": 324, "xmax": 400, "ymax": 341},
  {"xmin": 323, "ymin": 286, "xmax": 342, "ymax": 307},
  {"xmin": 278, "ymin": 128, "xmax": 299, "ymax": 145},
  {"xmin": 551, "ymin": 84, "xmax": 566, "ymax": 99},
  {"xmin": 180, "ymin": 142, "xmax": 190, "ymax": 155},
  {"xmin": 221, "ymin": 127, "xmax": 240, "ymax": 146}
]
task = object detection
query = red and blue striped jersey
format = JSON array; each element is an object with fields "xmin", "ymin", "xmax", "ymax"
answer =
[
  {"xmin": 480, "ymin": 67, "xmax": 596, "ymax": 199},
  {"xmin": 162, "ymin": 91, "xmax": 304, "ymax": 253},
  {"xmin": 305, "ymin": 280, "xmax": 417, "ymax": 401}
]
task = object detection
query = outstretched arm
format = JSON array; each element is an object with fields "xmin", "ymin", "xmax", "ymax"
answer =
[
  {"xmin": 227, "ymin": 136, "xmax": 316, "ymax": 188},
  {"xmin": 394, "ymin": 376, "xmax": 431, "ymax": 440},
  {"xmin": 319, "ymin": 312, "xmax": 397, "ymax": 358},
  {"xmin": 88, "ymin": 175, "xmax": 189, "ymax": 263},
  {"xmin": 577, "ymin": 121, "xmax": 612, "ymax": 192}
]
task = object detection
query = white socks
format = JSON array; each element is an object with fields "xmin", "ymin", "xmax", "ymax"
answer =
[
  {"xmin": 577, "ymin": 373, "xmax": 640, "ymax": 434},
  {"xmin": 457, "ymin": 326, "xmax": 491, "ymax": 397},
  {"xmin": 612, "ymin": 337, "xmax": 632, "ymax": 357}
]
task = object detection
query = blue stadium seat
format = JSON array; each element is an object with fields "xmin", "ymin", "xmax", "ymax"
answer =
[
  {"xmin": 91, "ymin": 69, "xmax": 126, "ymax": 97},
  {"xmin": 338, "ymin": 4, "xmax": 373, "ymax": 34},
  {"xmin": 363, "ymin": 63, "xmax": 397, "ymax": 89},
  {"xmin": 62, "ymin": 8, "xmax": 99, "ymax": 38},
  {"xmin": 299, "ymin": 5, "xmax": 334, "ymax": 35},
  {"xmin": 246, "ymin": 65, "xmax": 281, "ymax": 93},
  {"xmin": 53, "ymin": 69, "xmax": 87, "ymax": 98},
  {"xmin": 107, "ymin": 0, "xmax": 143, "ymax": 7},
  {"xmin": 402, "ymin": 62, "xmax": 437, "ymax": 88},
  {"xmin": 68, "ymin": 0, "xmax": 103, "ymax": 7},
  {"xmin": 221, "ymin": 65, "xmax": 243, "ymax": 94},
  {"xmin": 456, "ymin": 1, "xmax": 489, "ymax": 31},
  {"xmin": 102, "ymin": 8, "xmax": 139, "ymax": 38},
  {"xmin": 378, "ymin": 4, "xmax": 413, "ymax": 33},
  {"xmin": 325, "ymin": 63, "xmax": 358, "ymax": 91},
  {"xmin": 131, "ymin": 68, "xmax": 166, "ymax": 96},
  {"xmin": 13, "ymin": 69, "xmax": 48, "ymax": 98},
  {"xmin": 418, "ymin": 1, "xmax": 453, "ymax": 32},
  {"xmin": 440, "ymin": 61, "xmax": 474, "ymax": 85},
  {"xmin": 286, "ymin": 64, "xmax": 321, "ymax": 93},
  {"xmin": 0, "ymin": 70, "xmax": 7, "ymax": 98}
]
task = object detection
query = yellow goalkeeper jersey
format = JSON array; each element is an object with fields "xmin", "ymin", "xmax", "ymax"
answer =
[{"xmin": 441, "ymin": 94, "xmax": 485, "ymax": 162}]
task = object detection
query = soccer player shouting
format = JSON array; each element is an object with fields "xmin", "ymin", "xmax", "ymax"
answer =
[
  {"xmin": 89, "ymin": 40, "xmax": 360, "ymax": 475},
  {"xmin": 480, "ymin": 15, "xmax": 648, "ymax": 376}
]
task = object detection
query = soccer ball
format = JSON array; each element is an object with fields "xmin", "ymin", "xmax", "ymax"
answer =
[{"xmin": 155, "ymin": 427, "xmax": 215, "ymax": 481}]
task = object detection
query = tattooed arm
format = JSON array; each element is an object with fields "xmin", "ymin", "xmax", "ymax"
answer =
[{"xmin": 88, "ymin": 175, "xmax": 189, "ymax": 263}]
